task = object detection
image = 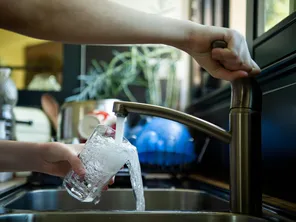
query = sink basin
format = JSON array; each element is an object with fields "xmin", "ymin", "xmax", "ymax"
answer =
[
  {"xmin": 3, "ymin": 189, "xmax": 228, "ymax": 212},
  {"xmin": 0, "ymin": 212, "xmax": 267, "ymax": 222}
]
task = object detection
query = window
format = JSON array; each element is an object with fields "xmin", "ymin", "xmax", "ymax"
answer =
[{"xmin": 257, "ymin": 0, "xmax": 296, "ymax": 37}]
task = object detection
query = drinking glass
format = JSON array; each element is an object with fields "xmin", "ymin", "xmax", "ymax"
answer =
[{"xmin": 63, "ymin": 124, "xmax": 134, "ymax": 204}]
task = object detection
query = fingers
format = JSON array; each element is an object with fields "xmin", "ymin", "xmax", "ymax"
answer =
[
  {"xmin": 201, "ymin": 54, "xmax": 248, "ymax": 81},
  {"xmin": 213, "ymin": 68, "xmax": 249, "ymax": 81},
  {"xmin": 63, "ymin": 144, "xmax": 116, "ymax": 186},
  {"xmin": 212, "ymin": 48, "xmax": 245, "ymax": 71},
  {"xmin": 211, "ymin": 34, "xmax": 261, "ymax": 80},
  {"xmin": 212, "ymin": 48, "xmax": 257, "ymax": 74},
  {"xmin": 212, "ymin": 48, "xmax": 237, "ymax": 61},
  {"xmin": 109, "ymin": 176, "xmax": 115, "ymax": 185},
  {"xmin": 49, "ymin": 162, "xmax": 72, "ymax": 177},
  {"xmin": 65, "ymin": 149, "xmax": 85, "ymax": 178},
  {"xmin": 249, "ymin": 59, "xmax": 261, "ymax": 75},
  {"xmin": 68, "ymin": 144, "xmax": 85, "ymax": 155},
  {"xmin": 101, "ymin": 176, "xmax": 115, "ymax": 191},
  {"xmin": 59, "ymin": 144, "xmax": 86, "ymax": 177}
]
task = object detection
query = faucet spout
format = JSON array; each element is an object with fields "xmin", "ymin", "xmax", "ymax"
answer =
[{"xmin": 113, "ymin": 101, "xmax": 231, "ymax": 143}]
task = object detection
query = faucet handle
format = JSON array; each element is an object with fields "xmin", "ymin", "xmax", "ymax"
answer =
[
  {"xmin": 211, "ymin": 40, "xmax": 227, "ymax": 49},
  {"xmin": 211, "ymin": 40, "xmax": 262, "ymax": 111}
]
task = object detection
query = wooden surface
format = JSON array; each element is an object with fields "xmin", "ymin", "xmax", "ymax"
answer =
[{"xmin": 189, "ymin": 174, "xmax": 296, "ymax": 212}]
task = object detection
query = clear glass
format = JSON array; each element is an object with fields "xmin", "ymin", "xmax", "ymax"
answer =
[
  {"xmin": 63, "ymin": 124, "xmax": 134, "ymax": 204},
  {"xmin": 257, "ymin": 0, "xmax": 295, "ymax": 37}
]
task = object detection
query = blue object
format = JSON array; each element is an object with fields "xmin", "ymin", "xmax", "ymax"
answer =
[
  {"xmin": 134, "ymin": 117, "xmax": 196, "ymax": 166},
  {"xmin": 125, "ymin": 118, "xmax": 147, "ymax": 145}
]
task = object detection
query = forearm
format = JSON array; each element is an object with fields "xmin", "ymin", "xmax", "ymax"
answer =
[
  {"xmin": 0, "ymin": 0, "xmax": 258, "ymax": 80},
  {"xmin": 0, "ymin": 141, "xmax": 41, "ymax": 172},
  {"xmin": 0, "ymin": 0, "xmax": 198, "ymax": 48}
]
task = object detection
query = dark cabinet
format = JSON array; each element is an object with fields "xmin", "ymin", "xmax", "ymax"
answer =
[{"xmin": 17, "ymin": 44, "xmax": 81, "ymax": 107}]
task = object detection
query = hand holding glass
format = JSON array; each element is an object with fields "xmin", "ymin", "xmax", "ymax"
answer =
[{"xmin": 63, "ymin": 124, "xmax": 133, "ymax": 204}]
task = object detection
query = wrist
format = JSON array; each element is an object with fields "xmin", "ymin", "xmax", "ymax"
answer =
[
  {"xmin": 178, "ymin": 23, "xmax": 231, "ymax": 55},
  {"xmin": 166, "ymin": 21, "xmax": 209, "ymax": 53},
  {"xmin": 19, "ymin": 142, "xmax": 44, "ymax": 172},
  {"xmin": 164, "ymin": 19, "xmax": 198, "ymax": 50}
]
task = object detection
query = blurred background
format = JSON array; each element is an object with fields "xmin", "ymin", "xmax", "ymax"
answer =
[{"xmin": 1, "ymin": 0, "xmax": 296, "ymax": 217}]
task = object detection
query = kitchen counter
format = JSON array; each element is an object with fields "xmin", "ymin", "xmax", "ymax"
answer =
[{"xmin": 0, "ymin": 177, "xmax": 27, "ymax": 196}]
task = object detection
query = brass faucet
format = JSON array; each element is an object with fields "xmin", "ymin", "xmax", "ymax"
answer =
[{"xmin": 112, "ymin": 41, "xmax": 262, "ymax": 217}]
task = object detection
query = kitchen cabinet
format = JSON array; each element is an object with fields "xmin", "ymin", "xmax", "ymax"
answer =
[{"xmin": 17, "ymin": 44, "xmax": 81, "ymax": 107}]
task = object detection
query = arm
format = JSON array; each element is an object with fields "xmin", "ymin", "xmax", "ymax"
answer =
[
  {"xmin": 0, "ymin": 0, "xmax": 191, "ymax": 45},
  {"xmin": 0, "ymin": 0, "xmax": 260, "ymax": 80},
  {"xmin": 0, "ymin": 141, "xmax": 84, "ymax": 177},
  {"xmin": 0, "ymin": 141, "xmax": 41, "ymax": 172}
]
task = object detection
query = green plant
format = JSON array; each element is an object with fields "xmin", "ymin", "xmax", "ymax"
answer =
[
  {"xmin": 66, "ymin": 45, "xmax": 181, "ymax": 109},
  {"xmin": 138, "ymin": 45, "xmax": 181, "ymax": 108}
]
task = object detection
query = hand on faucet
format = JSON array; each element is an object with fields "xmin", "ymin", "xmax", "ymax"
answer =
[{"xmin": 178, "ymin": 25, "xmax": 261, "ymax": 81}]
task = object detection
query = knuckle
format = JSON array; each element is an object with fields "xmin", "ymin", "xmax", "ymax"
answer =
[{"xmin": 231, "ymin": 51, "xmax": 239, "ymax": 58}]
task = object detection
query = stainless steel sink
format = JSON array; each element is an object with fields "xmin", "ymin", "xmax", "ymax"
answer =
[
  {"xmin": 0, "ymin": 212, "xmax": 267, "ymax": 222},
  {"xmin": 3, "ymin": 189, "xmax": 228, "ymax": 212}
]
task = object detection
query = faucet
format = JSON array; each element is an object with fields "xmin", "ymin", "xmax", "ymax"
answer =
[{"xmin": 112, "ymin": 41, "xmax": 262, "ymax": 217}]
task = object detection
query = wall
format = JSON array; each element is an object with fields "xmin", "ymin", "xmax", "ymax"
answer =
[
  {"xmin": 0, "ymin": 29, "xmax": 47, "ymax": 89},
  {"xmin": 229, "ymin": 0, "xmax": 246, "ymax": 36}
]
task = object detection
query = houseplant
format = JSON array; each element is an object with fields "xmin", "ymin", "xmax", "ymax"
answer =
[{"xmin": 66, "ymin": 45, "xmax": 181, "ymax": 109}]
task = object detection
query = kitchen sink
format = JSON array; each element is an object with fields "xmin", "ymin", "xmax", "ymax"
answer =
[
  {"xmin": 0, "ymin": 212, "xmax": 267, "ymax": 222},
  {"xmin": 2, "ymin": 188, "xmax": 228, "ymax": 212}
]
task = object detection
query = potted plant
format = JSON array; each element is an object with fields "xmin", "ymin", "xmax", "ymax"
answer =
[{"xmin": 66, "ymin": 45, "xmax": 181, "ymax": 110}]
